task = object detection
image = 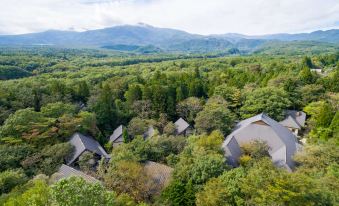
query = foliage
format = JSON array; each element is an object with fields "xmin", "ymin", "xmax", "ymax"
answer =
[
  {"xmin": 240, "ymin": 87, "xmax": 291, "ymax": 121},
  {"xmin": 0, "ymin": 144, "xmax": 34, "ymax": 172},
  {"xmin": 0, "ymin": 48, "xmax": 338, "ymax": 205},
  {"xmin": 103, "ymin": 160, "xmax": 154, "ymax": 202},
  {"xmin": 3, "ymin": 179, "xmax": 51, "ymax": 206},
  {"xmin": 161, "ymin": 180, "xmax": 196, "ymax": 206},
  {"xmin": 294, "ymin": 141, "xmax": 339, "ymax": 176},
  {"xmin": 163, "ymin": 122, "xmax": 176, "ymax": 136},
  {"xmin": 128, "ymin": 118, "xmax": 152, "ymax": 137},
  {"xmin": 0, "ymin": 169, "xmax": 27, "ymax": 195},
  {"xmin": 176, "ymin": 97, "xmax": 204, "ymax": 123},
  {"xmin": 78, "ymin": 151, "xmax": 95, "ymax": 172},
  {"xmin": 0, "ymin": 105, "xmax": 96, "ymax": 144},
  {"xmin": 213, "ymin": 84, "xmax": 242, "ymax": 110},
  {"xmin": 196, "ymin": 168, "xmax": 246, "ymax": 206},
  {"xmin": 240, "ymin": 140, "xmax": 270, "ymax": 161},
  {"xmin": 161, "ymin": 131, "xmax": 227, "ymax": 205},
  {"xmin": 51, "ymin": 177, "xmax": 117, "ymax": 206},
  {"xmin": 195, "ymin": 96, "xmax": 235, "ymax": 134},
  {"xmin": 304, "ymin": 101, "xmax": 336, "ymax": 141}
]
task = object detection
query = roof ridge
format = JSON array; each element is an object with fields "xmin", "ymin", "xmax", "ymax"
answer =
[
  {"xmin": 77, "ymin": 133, "xmax": 87, "ymax": 151},
  {"xmin": 60, "ymin": 164, "xmax": 98, "ymax": 182},
  {"xmin": 287, "ymin": 115, "xmax": 302, "ymax": 127},
  {"xmin": 110, "ymin": 125, "xmax": 124, "ymax": 143}
]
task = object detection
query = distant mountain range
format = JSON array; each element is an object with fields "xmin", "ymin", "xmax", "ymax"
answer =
[{"xmin": 0, "ymin": 24, "xmax": 338, "ymax": 53}]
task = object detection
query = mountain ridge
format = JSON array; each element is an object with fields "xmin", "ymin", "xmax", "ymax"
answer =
[{"xmin": 0, "ymin": 25, "xmax": 338, "ymax": 53}]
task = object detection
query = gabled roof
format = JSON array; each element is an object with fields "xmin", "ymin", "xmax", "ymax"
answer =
[
  {"xmin": 109, "ymin": 125, "xmax": 123, "ymax": 143},
  {"xmin": 54, "ymin": 164, "xmax": 99, "ymax": 183},
  {"xmin": 174, "ymin": 118, "xmax": 190, "ymax": 135},
  {"xmin": 280, "ymin": 110, "xmax": 306, "ymax": 129},
  {"xmin": 67, "ymin": 133, "xmax": 110, "ymax": 165},
  {"xmin": 222, "ymin": 113, "xmax": 298, "ymax": 170},
  {"xmin": 143, "ymin": 126, "xmax": 155, "ymax": 139},
  {"xmin": 144, "ymin": 161, "xmax": 173, "ymax": 187},
  {"xmin": 280, "ymin": 115, "xmax": 301, "ymax": 129}
]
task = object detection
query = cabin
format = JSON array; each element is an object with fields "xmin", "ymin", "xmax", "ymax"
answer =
[
  {"xmin": 67, "ymin": 133, "xmax": 110, "ymax": 166},
  {"xmin": 279, "ymin": 110, "xmax": 306, "ymax": 136},
  {"xmin": 52, "ymin": 164, "xmax": 99, "ymax": 183},
  {"xmin": 174, "ymin": 118, "xmax": 192, "ymax": 136},
  {"xmin": 109, "ymin": 125, "xmax": 125, "ymax": 147},
  {"xmin": 222, "ymin": 113, "xmax": 299, "ymax": 171}
]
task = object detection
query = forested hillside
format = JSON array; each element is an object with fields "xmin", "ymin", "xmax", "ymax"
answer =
[
  {"xmin": 0, "ymin": 47, "xmax": 338, "ymax": 205},
  {"xmin": 0, "ymin": 25, "xmax": 338, "ymax": 53}
]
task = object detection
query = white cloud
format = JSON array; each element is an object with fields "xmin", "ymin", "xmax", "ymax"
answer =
[{"xmin": 0, "ymin": 0, "xmax": 338, "ymax": 35}]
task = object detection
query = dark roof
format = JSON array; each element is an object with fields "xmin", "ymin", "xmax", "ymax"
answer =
[
  {"xmin": 222, "ymin": 113, "xmax": 298, "ymax": 170},
  {"xmin": 67, "ymin": 133, "xmax": 110, "ymax": 165},
  {"xmin": 280, "ymin": 110, "xmax": 306, "ymax": 129},
  {"xmin": 109, "ymin": 125, "xmax": 123, "ymax": 143},
  {"xmin": 53, "ymin": 164, "xmax": 99, "ymax": 183},
  {"xmin": 174, "ymin": 118, "xmax": 190, "ymax": 135}
]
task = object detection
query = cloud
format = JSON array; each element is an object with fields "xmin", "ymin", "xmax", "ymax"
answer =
[{"xmin": 0, "ymin": 0, "xmax": 338, "ymax": 35}]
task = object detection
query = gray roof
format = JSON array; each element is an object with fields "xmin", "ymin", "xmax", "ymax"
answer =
[
  {"xmin": 109, "ymin": 125, "xmax": 123, "ymax": 143},
  {"xmin": 67, "ymin": 133, "xmax": 110, "ymax": 165},
  {"xmin": 280, "ymin": 110, "xmax": 306, "ymax": 129},
  {"xmin": 54, "ymin": 164, "xmax": 99, "ymax": 183},
  {"xmin": 143, "ymin": 126, "xmax": 155, "ymax": 139},
  {"xmin": 174, "ymin": 118, "xmax": 190, "ymax": 135},
  {"xmin": 222, "ymin": 113, "xmax": 298, "ymax": 170}
]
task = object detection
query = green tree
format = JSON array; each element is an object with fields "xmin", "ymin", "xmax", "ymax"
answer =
[
  {"xmin": 195, "ymin": 96, "xmax": 235, "ymax": 134},
  {"xmin": 299, "ymin": 84, "xmax": 325, "ymax": 105},
  {"xmin": 4, "ymin": 179, "xmax": 51, "ymax": 206},
  {"xmin": 316, "ymin": 102, "xmax": 335, "ymax": 127},
  {"xmin": 123, "ymin": 127, "xmax": 129, "ymax": 143},
  {"xmin": 196, "ymin": 168, "xmax": 246, "ymax": 206},
  {"xmin": 125, "ymin": 84, "xmax": 142, "ymax": 107},
  {"xmin": 0, "ymin": 109, "xmax": 41, "ymax": 138},
  {"xmin": 78, "ymin": 152, "xmax": 95, "ymax": 172},
  {"xmin": 0, "ymin": 169, "xmax": 27, "ymax": 194},
  {"xmin": 75, "ymin": 81, "xmax": 90, "ymax": 103},
  {"xmin": 51, "ymin": 177, "xmax": 116, "ymax": 206},
  {"xmin": 213, "ymin": 84, "xmax": 242, "ymax": 110},
  {"xmin": 127, "ymin": 117, "xmax": 151, "ymax": 137},
  {"xmin": 89, "ymin": 84, "xmax": 117, "ymax": 132},
  {"xmin": 176, "ymin": 85, "xmax": 188, "ymax": 102},
  {"xmin": 302, "ymin": 56, "xmax": 313, "ymax": 68},
  {"xmin": 299, "ymin": 66, "xmax": 316, "ymax": 84},
  {"xmin": 176, "ymin": 97, "xmax": 204, "ymax": 124},
  {"xmin": 40, "ymin": 102, "xmax": 77, "ymax": 118},
  {"xmin": 188, "ymin": 80, "xmax": 204, "ymax": 97},
  {"xmin": 161, "ymin": 180, "xmax": 196, "ymax": 206},
  {"xmin": 0, "ymin": 144, "xmax": 33, "ymax": 172},
  {"xmin": 240, "ymin": 87, "xmax": 291, "ymax": 121},
  {"xmin": 104, "ymin": 160, "xmax": 154, "ymax": 202},
  {"xmin": 39, "ymin": 142, "xmax": 73, "ymax": 175},
  {"xmin": 163, "ymin": 122, "xmax": 176, "ymax": 136},
  {"xmin": 329, "ymin": 111, "xmax": 339, "ymax": 139}
]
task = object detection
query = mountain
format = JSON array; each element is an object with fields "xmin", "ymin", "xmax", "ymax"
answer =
[
  {"xmin": 0, "ymin": 24, "xmax": 338, "ymax": 53},
  {"xmin": 0, "ymin": 25, "xmax": 198, "ymax": 47},
  {"xmin": 253, "ymin": 29, "xmax": 339, "ymax": 43},
  {"xmin": 216, "ymin": 29, "xmax": 339, "ymax": 43}
]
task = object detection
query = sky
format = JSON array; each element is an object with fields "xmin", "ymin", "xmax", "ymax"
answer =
[{"xmin": 0, "ymin": 0, "xmax": 338, "ymax": 35}]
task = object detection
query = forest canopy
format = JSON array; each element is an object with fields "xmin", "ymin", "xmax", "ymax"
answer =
[{"xmin": 0, "ymin": 47, "xmax": 338, "ymax": 205}]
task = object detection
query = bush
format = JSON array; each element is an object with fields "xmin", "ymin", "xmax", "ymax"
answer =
[{"xmin": 0, "ymin": 169, "xmax": 27, "ymax": 194}]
